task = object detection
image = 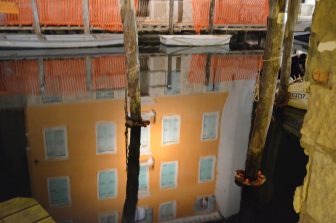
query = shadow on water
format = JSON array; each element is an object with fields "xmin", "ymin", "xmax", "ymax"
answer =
[{"xmin": 224, "ymin": 107, "xmax": 308, "ymax": 223}]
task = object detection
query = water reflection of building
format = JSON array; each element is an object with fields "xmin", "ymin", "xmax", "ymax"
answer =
[
  {"xmin": 0, "ymin": 53, "xmax": 262, "ymax": 104},
  {"xmin": 0, "ymin": 53, "xmax": 261, "ymax": 222}
]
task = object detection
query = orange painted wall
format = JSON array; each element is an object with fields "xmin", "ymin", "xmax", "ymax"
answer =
[{"xmin": 26, "ymin": 92, "xmax": 227, "ymax": 222}]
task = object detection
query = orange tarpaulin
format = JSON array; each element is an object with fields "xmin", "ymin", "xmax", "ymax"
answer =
[
  {"xmin": 0, "ymin": 0, "xmax": 33, "ymax": 26},
  {"xmin": 214, "ymin": 0, "xmax": 268, "ymax": 25},
  {"xmin": 192, "ymin": 0, "xmax": 268, "ymax": 33},
  {"xmin": 0, "ymin": 60, "xmax": 39, "ymax": 95},
  {"xmin": 44, "ymin": 59, "xmax": 87, "ymax": 96},
  {"xmin": 90, "ymin": 0, "xmax": 138, "ymax": 32},
  {"xmin": 192, "ymin": 0, "xmax": 210, "ymax": 34},
  {"xmin": 92, "ymin": 56, "xmax": 126, "ymax": 90},
  {"xmin": 0, "ymin": 2, "xmax": 19, "ymax": 14},
  {"xmin": 189, "ymin": 54, "xmax": 262, "ymax": 84},
  {"xmin": 36, "ymin": 0, "xmax": 83, "ymax": 26}
]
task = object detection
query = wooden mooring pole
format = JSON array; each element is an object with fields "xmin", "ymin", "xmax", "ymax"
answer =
[
  {"xmin": 169, "ymin": 0, "xmax": 174, "ymax": 34},
  {"xmin": 120, "ymin": 0, "xmax": 145, "ymax": 222},
  {"xmin": 236, "ymin": 0, "xmax": 289, "ymax": 186},
  {"xmin": 277, "ymin": 0, "xmax": 301, "ymax": 104},
  {"xmin": 208, "ymin": 0, "xmax": 215, "ymax": 34}
]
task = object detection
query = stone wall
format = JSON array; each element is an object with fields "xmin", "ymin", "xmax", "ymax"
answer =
[{"xmin": 293, "ymin": 0, "xmax": 336, "ymax": 222}]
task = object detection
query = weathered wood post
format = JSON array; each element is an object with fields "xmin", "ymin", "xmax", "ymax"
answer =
[
  {"xmin": 85, "ymin": 56, "xmax": 92, "ymax": 91},
  {"xmin": 82, "ymin": 0, "xmax": 90, "ymax": 34},
  {"xmin": 120, "ymin": 0, "xmax": 144, "ymax": 222},
  {"xmin": 241, "ymin": 0, "xmax": 289, "ymax": 183},
  {"xmin": 31, "ymin": 0, "xmax": 41, "ymax": 36},
  {"xmin": 208, "ymin": 0, "xmax": 215, "ymax": 34},
  {"xmin": 205, "ymin": 54, "xmax": 212, "ymax": 86},
  {"xmin": 167, "ymin": 55, "xmax": 173, "ymax": 89},
  {"xmin": 277, "ymin": 0, "xmax": 301, "ymax": 104},
  {"xmin": 169, "ymin": 0, "xmax": 174, "ymax": 34}
]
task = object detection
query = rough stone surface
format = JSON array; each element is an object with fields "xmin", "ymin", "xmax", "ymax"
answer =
[{"xmin": 294, "ymin": 0, "xmax": 336, "ymax": 222}]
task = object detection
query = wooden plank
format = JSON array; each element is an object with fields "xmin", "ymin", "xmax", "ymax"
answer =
[{"xmin": 0, "ymin": 198, "xmax": 54, "ymax": 223}]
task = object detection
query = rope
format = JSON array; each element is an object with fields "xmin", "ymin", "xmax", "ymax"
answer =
[
  {"xmin": 127, "ymin": 64, "xmax": 140, "ymax": 74},
  {"xmin": 254, "ymin": 58, "xmax": 263, "ymax": 102},
  {"xmin": 262, "ymin": 56, "xmax": 282, "ymax": 62},
  {"xmin": 253, "ymin": 56, "xmax": 282, "ymax": 102}
]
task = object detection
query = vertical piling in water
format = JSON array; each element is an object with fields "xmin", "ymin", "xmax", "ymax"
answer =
[
  {"xmin": 178, "ymin": 0, "xmax": 183, "ymax": 23},
  {"xmin": 31, "ymin": 0, "xmax": 41, "ymax": 36},
  {"xmin": 277, "ymin": 0, "xmax": 301, "ymax": 104},
  {"xmin": 82, "ymin": 0, "xmax": 90, "ymax": 34},
  {"xmin": 169, "ymin": 0, "xmax": 174, "ymax": 34},
  {"xmin": 120, "ymin": 0, "xmax": 142, "ymax": 222},
  {"xmin": 208, "ymin": 0, "xmax": 215, "ymax": 34},
  {"xmin": 243, "ymin": 0, "xmax": 288, "ymax": 182}
]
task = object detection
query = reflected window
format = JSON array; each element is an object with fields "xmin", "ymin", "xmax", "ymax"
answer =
[
  {"xmin": 98, "ymin": 212, "xmax": 118, "ymax": 223},
  {"xmin": 201, "ymin": 112, "xmax": 219, "ymax": 141},
  {"xmin": 159, "ymin": 201, "xmax": 176, "ymax": 221},
  {"xmin": 140, "ymin": 125, "xmax": 150, "ymax": 154},
  {"xmin": 47, "ymin": 176, "xmax": 71, "ymax": 207},
  {"xmin": 98, "ymin": 169, "xmax": 117, "ymax": 199},
  {"xmin": 194, "ymin": 195, "xmax": 216, "ymax": 212},
  {"xmin": 135, "ymin": 207, "xmax": 153, "ymax": 223},
  {"xmin": 96, "ymin": 122, "xmax": 116, "ymax": 154},
  {"xmin": 160, "ymin": 161, "xmax": 178, "ymax": 189},
  {"xmin": 199, "ymin": 156, "xmax": 216, "ymax": 183},
  {"xmin": 44, "ymin": 127, "xmax": 68, "ymax": 160},
  {"xmin": 162, "ymin": 115, "xmax": 180, "ymax": 145},
  {"xmin": 42, "ymin": 95, "xmax": 62, "ymax": 104},
  {"xmin": 138, "ymin": 165, "xmax": 149, "ymax": 194},
  {"xmin": 96, "ymin": 89, "xmax": 114, "ymax": 99}
]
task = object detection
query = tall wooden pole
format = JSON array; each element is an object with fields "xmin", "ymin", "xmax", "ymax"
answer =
[
  {"xmin": 169, "ymin": 0, "xmax": 174, "ymax": 34},
  {"xmin": 277, "ymin": 0, "xmax": 300, "ymax": 104},
  {"xmin": 120, "ymin": 0, "xmax": 142, "ymax": 222},
  {"xmin": 244, "ymin": 0, "xmax": 288, "ymax": 181},
  {"xmin": 208, "ymin": 0, "xmax": 215, "ymax": 34},
  {"xmin": 82, "ymin": 0, "xmax": 90, "ymax": 34},
  {"xmin": 31, "ymin": 0, "xmax": 41, "ymax": 36}
]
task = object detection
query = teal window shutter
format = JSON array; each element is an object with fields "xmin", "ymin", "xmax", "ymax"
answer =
[
  {"xmin": 160, "ymin": 162, "xmax": 177, "ymax": 189},
  {"xmin": 48, "ymin": 176, "xmax": 71, "ymax": 207},
  {"xmin": 98, "ymin": 169, "xmax": 117, "ymax": 199},
  {"xmin": 199, "ymin": 156, "xmax": 215, "ymax": 182},
  {"xmin": 202, "ymin": 113, "xmax": 219, "ymax": 141},
  {"xmin": 44, "ymin": 127, "xmax": 67, "ymax": 159},
  {"xmin": 96, "ymin": 123, "xmax": 116, "ymax": 154}
]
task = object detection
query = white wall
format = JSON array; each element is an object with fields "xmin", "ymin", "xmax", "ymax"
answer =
[{"xmin": 215, "ymin": 79, "xmax": 256, "ymax": 217}]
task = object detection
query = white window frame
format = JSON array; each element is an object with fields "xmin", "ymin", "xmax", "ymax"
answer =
[
  {"xmin": 98, "ymin": 211, "xmax": 118, "ymax": 223},
  {"xmin": 162, "ymin": 115, "xmax": 181, "ymax": 145},
  {"xmin": 96, "ymin": 122, "xmax": 117, "ymax": 155},
  {"xmin": 201, "ymin": 112, "xmax": 220, "ymax": 141},
  {"xmin": 160, "ymin": 161, "xmax": 178, "ymax": 189},
  {"xmin": 97, "ymin": 169, "xmax": 118, "ymax": 200},
  {"xmin": 198, "ymin": 156, "xmax": 216, "ymax": 183},
  {"xmin": 138, "ymin": 164, "xmax": 150, "ymax": 197},
  {"xmin": 159, "ymin": 201, "xmax": 176, "ymax": 221},
  {"xmin": 43, "ymin": 126, "xmax": 68, "ymax": 160},
  {"xmin": 47, "ymin": 176, "xmax": 71, "ymax": 207}
]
